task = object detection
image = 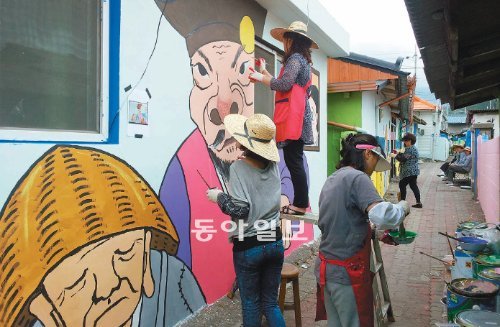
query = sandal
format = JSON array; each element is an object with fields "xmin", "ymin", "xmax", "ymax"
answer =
[{"xmin": 280, "ymin": 205, "xmax": 306, "ymax": 216}]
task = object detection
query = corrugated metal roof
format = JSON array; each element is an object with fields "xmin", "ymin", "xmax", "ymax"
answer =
[
  {"xmin": 447, "ymin": 115, "xmax": 467, "ymax": 124},
  {"xmin": 404, "ymin": 0, "xmax": 500, "ymax": 110},
  {"xmin": 337, "ymin": 53, "xmax": 411, "ymax": 76}
]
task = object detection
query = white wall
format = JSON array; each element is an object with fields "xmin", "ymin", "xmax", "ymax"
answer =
[
  {"xmin": 361, "ymin": 91, "xmax": 377, "ymax": 135},
  {"xmin": 361, "ymin": 91, "xmax": 393, "ymax": 140},
  {"xmin": 0, "ymin": 1, "xmax": 333, "ymax": 226},
  {"xmin": 0, "ymin": 0, "xmax": 191, "ymax": 205},
  {"xmin": 415, "ymin": 110, "xmax": 437, "ymax": 158}
]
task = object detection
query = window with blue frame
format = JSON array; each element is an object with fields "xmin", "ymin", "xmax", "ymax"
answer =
[{"xmin": 0, "ymin": 0, "xmax": 116, "ymax": 143}]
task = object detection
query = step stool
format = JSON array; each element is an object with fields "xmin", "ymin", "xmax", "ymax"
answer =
[{"xmin": 278, "ymin": 263, "xmax": 301, "ymax": 327}]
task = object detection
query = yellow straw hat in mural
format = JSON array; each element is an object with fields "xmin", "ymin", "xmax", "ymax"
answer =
[
  {"xmin": 0, "ymin": 145, "xmax": 178, "ymax": 326},
  {"xmin": 270, "ymin": 21, "xmax": 319, "ymax": 49},
  {"xmin": 224, "ymin": 113, "xmax": 280, "ymax": 162}
]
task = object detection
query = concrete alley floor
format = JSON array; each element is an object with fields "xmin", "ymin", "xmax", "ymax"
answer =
[{"xmin": 179, "ymin": 162, "xmax": 486, "ymax": 327}]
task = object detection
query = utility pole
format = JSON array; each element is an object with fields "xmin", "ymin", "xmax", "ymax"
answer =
[{"xmin": 414, "ymin": 45, "xmax": 417, "ymax": 80}]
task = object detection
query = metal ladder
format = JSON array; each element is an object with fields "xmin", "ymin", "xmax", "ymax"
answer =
[{"xmin": 372, "ymin": 234, "xmax": 395, "ymax": 326}]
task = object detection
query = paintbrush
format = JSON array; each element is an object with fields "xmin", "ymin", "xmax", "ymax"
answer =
[
  {"xmin": 196, "ymin": 170, "xmax": 213, "ymax": 189},
  {"xmin": 419, "ymin": 251, "xmax": 452, "ymax": 265}
]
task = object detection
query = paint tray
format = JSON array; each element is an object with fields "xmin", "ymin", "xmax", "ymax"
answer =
[{"xmin": 389, "ymin": 230, "xmax": 417, "ymax": 244}]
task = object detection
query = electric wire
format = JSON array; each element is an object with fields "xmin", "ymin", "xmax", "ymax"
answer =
[{"xmin": 109, "ymin": 1, "xmax": 168, "ymax": 131}]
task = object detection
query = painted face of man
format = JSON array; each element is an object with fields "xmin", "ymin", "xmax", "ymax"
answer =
[
  {"xmin": 30, "ymin": 230, "xmax": 154, "ymax": 327},
  {"xmin": 189, "ymin": 41, "xmax": 254, "ymax": 163}
]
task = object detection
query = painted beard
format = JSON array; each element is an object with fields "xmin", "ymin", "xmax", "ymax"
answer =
[{"xmin": 208, "ymin": 137, "xmax": 240, "ymax": 184}]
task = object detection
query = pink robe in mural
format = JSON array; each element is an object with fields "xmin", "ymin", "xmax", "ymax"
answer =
[{"xmin": 159, "ymin": 129, "xmax": 312, "ymax": 303}]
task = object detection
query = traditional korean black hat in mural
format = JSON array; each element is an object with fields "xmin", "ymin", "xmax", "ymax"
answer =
[
  {"xmin": 155, "ymin": 0, "xmax": 266, "ymax": 56},
  {"xmin": 0, "ymin": 145, "xmax": 178, "ymax": 326},
  {"xmin": 270, "ymin": 21, "xmax": 319, "ymax": 49}
]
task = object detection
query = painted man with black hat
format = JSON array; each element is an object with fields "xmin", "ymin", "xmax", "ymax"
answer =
[
  {"xmin": 154, "ymin": 0, "xmax": 313, "ymax": 304},
  {"xmin": 155, "ymin": 0, "xmax": 268, "ymax": 304}
]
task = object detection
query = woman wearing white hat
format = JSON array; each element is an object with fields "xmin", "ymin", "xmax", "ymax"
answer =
[
  {"xmin": 249, "ymin": 21, "xmax": 318, "ymax": 215},
  {"xmin": 315, "ymin": 133, "xmax": 410, "ymax": 326},
  {"xmin": 206, "ymin": 114, "xmax": 285, "ymax": 327}
]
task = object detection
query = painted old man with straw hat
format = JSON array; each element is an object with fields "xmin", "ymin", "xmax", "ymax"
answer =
[
  {"xmin": 0, "ymin": 145, "xmax": 205, "ymax": 327},
  {"xmin": 206, "ymin": 114, "xmax": 286, "ymax": 326}
]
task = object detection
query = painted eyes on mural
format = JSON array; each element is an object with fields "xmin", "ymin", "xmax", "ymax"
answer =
[
  {"xmin": 192, "ymin": 62, "xmax": 212, "ymax": 90},
  {"xmin": 56, "ymin": 268, "xmax": 89, "ymax": 306},
  {"xmin": 196, "ymin": 63, "xmax": 209, "ymax": 76},
  {"xmin": 114, "ymin": 239, "xmax": 142, "ymax": 262},
  {"xmin": 239, "ymin": 61, "xmax": 250, "ymax": 75}
]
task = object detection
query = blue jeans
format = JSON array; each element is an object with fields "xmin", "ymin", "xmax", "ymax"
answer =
[{"xmin": 233, "ymin": 240, "xmax": 286, "ymax": 327}]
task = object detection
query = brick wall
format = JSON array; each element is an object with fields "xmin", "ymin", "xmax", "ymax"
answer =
[{"xmin": 476, "ymin": 136, "xmax": 500, "ymax": 223}]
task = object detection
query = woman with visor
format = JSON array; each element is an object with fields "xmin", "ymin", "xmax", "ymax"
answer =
[{"xmin": 315, "ymin": 133, "xmax": 410, "ymax": 327}]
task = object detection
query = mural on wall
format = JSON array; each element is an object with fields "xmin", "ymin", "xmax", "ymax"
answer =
[
  {"xmin": 305, "ymin": 67, "xmax": 320, "ymax": 151},
  {"xmin": 0, "ymin": 145, "xmax": 205, "ymax": 327},
  {"xmin": 155, "ymin": 0, "xmax": 313, "ymax": 303}
]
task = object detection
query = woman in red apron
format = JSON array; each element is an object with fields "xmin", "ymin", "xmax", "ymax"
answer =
[
  {"xmin": 249, "ymin": 21, "xmax": 317, "ymax": 215},
  {"xmin": 315, "ymin": 133, "xmax": 410, "ymax": 326}
]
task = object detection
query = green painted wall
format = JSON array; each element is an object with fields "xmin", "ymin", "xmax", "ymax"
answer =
[{"xmin": 327, "ymin": 92, "xmax": 362, "ymax": 175}]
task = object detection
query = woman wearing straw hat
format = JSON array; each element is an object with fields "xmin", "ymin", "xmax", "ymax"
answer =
[
  {"xmin": 438, "ymin": 144, "xmax": 465, "ymax": 177},
  {"xmin": 206, "ymin": 114, "xmax": 285, "ymax": 327},
  {"xmin": 249, "ymin": 21, "xmax": 317, "ymax": 215},
  {"xmin": 315, "ymin": 134, "xmax": 410, "ymax": 326}
]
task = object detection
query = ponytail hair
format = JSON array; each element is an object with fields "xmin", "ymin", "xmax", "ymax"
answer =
[{"xmin": 337, "ymin": 133, "xmax": 382, "ymax": 172}]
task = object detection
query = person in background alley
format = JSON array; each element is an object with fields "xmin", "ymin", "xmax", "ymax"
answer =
[
  {"xmin": 206, "ymin": 114, "xmax": 285, "ymax": 327},
  {"xmin": 249, "ymin": 21, "xmax": 317, "ymax": 215},
  {"xmin": 444, "ymin": 146, "xmax": 472, "ymax": 183},
  {"xmin": 394, "ymin": 133, "xmax": 423, "ymax": 208},
  {"xmin": 438, "ymin": 144, "xmax": 465, "ymax": 177},
  {"xmin": 315, "ymin": 133, "xmax": 410, "ymax": 327}
]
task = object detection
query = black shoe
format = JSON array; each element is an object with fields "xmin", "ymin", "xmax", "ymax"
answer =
[{"xmin": 412, "ymin": 203, "xmax": 423, "ymax": 208}]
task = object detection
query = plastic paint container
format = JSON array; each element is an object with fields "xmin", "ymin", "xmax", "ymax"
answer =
[
  {"xmin": 477, "ymin": 268, "xmax": 500, "ymax": 313},
  {"xmin": 446, "ymin": 278, "xmax": 498, "ymax": 322},
  {"xmin": 473, "ymin": 254, "xmax": 500, "ymax": 278},
  {"xmin": 455, "ymin": 310, "xmax": 500, "ymax": 326},
  {"xmin": 451, "ymin": 249, "xmax": 476, "ymax": 280},
  {"xmin": 456, "ymin": 221, "xmax": 482, "ymax": 238},
  {"xmin": 388, "ymin": 230, "xmax": 417, "ymax": 244}
]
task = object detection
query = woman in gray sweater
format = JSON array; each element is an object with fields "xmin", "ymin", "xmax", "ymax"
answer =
[{"xmin": 206, "ymin": 113, "xmax": 285, "ymax": 327}]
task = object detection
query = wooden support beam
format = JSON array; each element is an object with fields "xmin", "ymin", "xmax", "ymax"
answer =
[
  {"xmin": 327, "ymin": 121, "xmax": 368, "ymax": 133},
  {"xmin": 454, "ymin": 85, "xmax": 500, "ymax": 108},
  {"xmin": 456, "ymin": 67, "xmax": 500, "ymax": 94},
  {"xmin": 377, "ymin": 92, "xmax": 410, "ymax": 108},
  {"xmin": 462, "ymin": 59, "xmax": 500, "ymax": 79}
]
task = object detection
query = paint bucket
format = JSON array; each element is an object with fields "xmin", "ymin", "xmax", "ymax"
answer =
[
  {"xmin": 456, "ymin": 221, "xmax": 482, "ymax": 238},
  {"xmin": 388, "ymin": 230, "xmax": 417, "ymax": 244},
  {"xmin": 472, "ymin": 254, "xmax": 500, "ymax": 278},
  {"xmin": 477, "ymin": 268, "xmax": 500, "ymax": 313},
  {"xmin": 451, "ymin": 249, "xmax": 475, "ymax": 280},
  {"xmin": 446, "ymin": 278, "xmax": 498, "ymax": 322},
  {"xmin": 455, "ymin": 309, "xmax": 500, "ymax": 326}
]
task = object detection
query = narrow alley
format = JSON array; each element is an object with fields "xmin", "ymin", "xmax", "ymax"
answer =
[{"xmin": 181, "ymin": 162, "xmax": 486, "ymax": 327}]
